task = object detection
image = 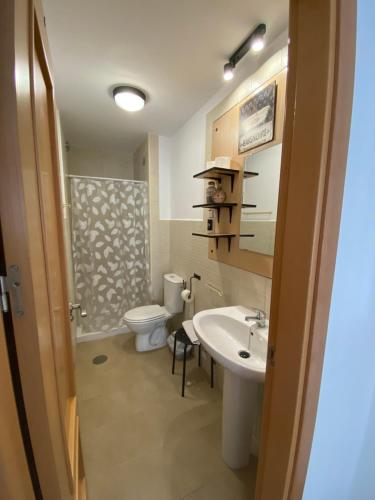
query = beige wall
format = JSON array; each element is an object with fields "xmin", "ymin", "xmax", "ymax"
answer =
[
  {"xmin": 67, "ymin": 145, "xmax": 134, "ymax": 179},
  {"xmin": 170, "ymin": 220, "xmax": 271, "ymax": 317},
  {"xmin": 133, "ymin": 139, "xmax": 148, "ymax": 181},
  {"xmin": 149, "ymin": 49, "xmax": 289, "ymax": 388},
  {"xmin": 133, "ymin": 135, "xmax": 170, "ymax": 304},
  {"xmin": 147, "ymin": 135, "xmax": 170, "ymax": 303},
  {"xmin": 163, "ymin": 50, "xmax": 287, "ymax": 316},
  {"xmin": 169, "ymin": 220, "xmax": 271, "ymax": 389},
  {"xmin": 148, "ymin": 134, "xmax": 273, "ymax": 387}
]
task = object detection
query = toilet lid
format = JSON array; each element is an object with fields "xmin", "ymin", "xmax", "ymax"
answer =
[{"xmin": 124, "ymin": 305, "xmax": 167, "ymax": 323}]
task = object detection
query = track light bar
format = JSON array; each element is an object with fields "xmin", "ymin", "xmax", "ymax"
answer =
[{"xmin": 223, "ymin": 23, "xmax": 266, "ymax": 81}]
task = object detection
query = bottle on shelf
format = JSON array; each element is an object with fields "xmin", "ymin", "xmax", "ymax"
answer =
[{"xmin": 206, "ymin": 181, "xmax": 217, "ymax": 203}]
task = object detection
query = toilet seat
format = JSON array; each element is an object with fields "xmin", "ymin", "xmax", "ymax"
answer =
[{"xmin": 124, "ymin": 305, "xmax": 169, "ymax": 323}]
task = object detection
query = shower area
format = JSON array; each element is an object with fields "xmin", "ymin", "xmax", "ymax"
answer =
[{"xmin": 69, "ymin": 175, "xmax": 151, "ymax": 339}]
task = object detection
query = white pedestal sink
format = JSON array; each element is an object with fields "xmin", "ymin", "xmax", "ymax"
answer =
[{"xmin": 193, "ymin": 305, "xmax": 268, "ymax": 469}]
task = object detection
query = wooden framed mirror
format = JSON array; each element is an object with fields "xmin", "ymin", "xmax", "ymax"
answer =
[{"xmin": 206, "ymin": 69, "xmax": 287, "ymax": 278}]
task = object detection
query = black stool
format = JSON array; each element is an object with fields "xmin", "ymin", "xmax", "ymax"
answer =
[{"xmin": 171, "ymin": 326, "xmax": 214, "ymax": 397}]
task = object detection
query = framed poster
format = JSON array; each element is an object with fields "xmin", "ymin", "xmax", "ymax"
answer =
[{"xmin": 238, "ymin": 81, "xmax": 277, "ymax": 153}]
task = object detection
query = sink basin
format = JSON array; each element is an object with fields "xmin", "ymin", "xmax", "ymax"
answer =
[
  {"xmin": 193, "ymin": 305, "xmax": 269, "ymax": 469},
  {"xmin": 193, "ymin": 305, "xmax": 268, "ymax": 381}
]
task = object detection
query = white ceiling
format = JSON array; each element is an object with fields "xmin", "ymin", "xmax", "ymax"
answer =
[{"xmin": 43, "ymin": 0, "xmax": 288, "ymax": 153}]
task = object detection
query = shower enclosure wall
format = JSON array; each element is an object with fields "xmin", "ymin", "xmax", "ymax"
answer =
[{"xmin": 70, "ymin": 176, "xmax": 151, "ymax": 340}]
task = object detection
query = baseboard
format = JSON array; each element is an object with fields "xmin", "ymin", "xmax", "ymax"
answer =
[{"xmin": 76, "ymin": 325, "xmax": 131, "ymax": 343}]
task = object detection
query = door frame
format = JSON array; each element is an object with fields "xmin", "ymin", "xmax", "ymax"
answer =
[
  {"xmin": 0, "ymin": 0, "xmax": 77, "ymax": 498},
  {"xmin": 255, "ymin": 1, "xmax": 356, "ymax": 498}
]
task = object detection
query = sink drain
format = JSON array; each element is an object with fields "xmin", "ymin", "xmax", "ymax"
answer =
[
  {"xmin": 238, "ymin": 350, "xmax": 250, "ymax": 359},
  {"xmin": 92, "ymin": 354, "xmax": 108, "ymax": 365}
]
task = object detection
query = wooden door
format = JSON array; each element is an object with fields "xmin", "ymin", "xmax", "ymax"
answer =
[
  {"xmin": 32, "ymin": 13, "xmax": 76, "ymax": 447},
  {"xmin": 0, "ymin": 0, "xmax": 85, "ymax": 498},
  {"xmin": 0, "ymin": 313, "xmax": 34, "ymax": 499}
]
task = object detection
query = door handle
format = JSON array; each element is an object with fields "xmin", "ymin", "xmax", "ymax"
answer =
[{"xmin": 69, "ymin": 303, "xmax": 87, "ymax": 321}]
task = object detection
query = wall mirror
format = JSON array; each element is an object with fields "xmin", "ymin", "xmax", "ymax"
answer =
[{"xmin": 240, "ymin": 143, "xmax": 282, "ymax": 256}]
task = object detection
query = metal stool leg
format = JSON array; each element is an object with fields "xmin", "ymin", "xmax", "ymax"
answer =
[
  {"xmin": 182, "ymin": 344, "xmax": 187, "ymax": 397},
  {"xmin": 210, "ymin": 357, "xmax": 214, "ymax": 388},
  {"xmin": 198, "ymin": 344, "xmax": 201, "ymax": 367},
  {"xmin": 172, "ymin": 333, "xmax": 177, "ymax": 374}
]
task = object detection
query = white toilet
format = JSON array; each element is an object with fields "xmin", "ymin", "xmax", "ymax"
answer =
[{"xmin": 124, "ymin": 273, "xmax": 184, "ymax": 352}]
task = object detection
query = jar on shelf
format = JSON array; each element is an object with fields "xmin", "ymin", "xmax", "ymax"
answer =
[
  {"xmin": 212, "ymin": 185, "xmax": 226, "ymax": 203},
  {"xmin": 206, "ymin": 181, "xmax": 217, "ymax": 203}
]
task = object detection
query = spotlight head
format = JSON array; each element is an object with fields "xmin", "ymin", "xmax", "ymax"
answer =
[
  {"xmin": 251, "ymin": 35, "xmax": 265, "ymax": 52},
  {"xmin": 223, "ymin": 62, "xmax": 234, "ymax": 81},
  {"xmin": 251, "ymin": 24, "xmax": 266, "ymax": 52}
]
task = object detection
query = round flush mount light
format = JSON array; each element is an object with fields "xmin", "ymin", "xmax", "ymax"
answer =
[
  {"xmin": 113, "ymin": 86, "xmax": 146, "ymax": 112},
  {"xmin": 223, "ymin": 63, "xmax": 234, "ymax": 81}
]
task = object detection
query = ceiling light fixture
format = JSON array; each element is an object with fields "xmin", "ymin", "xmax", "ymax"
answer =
[
  {"xmin": 223, "ymin": 23, "xmax": 266, "ymax": 81},
  {"xmin": 250, "ymin": 32, "xmax": 265, "ymax": 52},
  {"xmin": 113, "ymin": 86, "xmax": 146, "ymax": 112},
  {"xmin": 223, "ymin": 63, "xmax": 234, "ymax": 81}
]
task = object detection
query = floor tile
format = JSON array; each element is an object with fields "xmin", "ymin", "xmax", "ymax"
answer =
[{"xmin": 77, "ymin": 333, "xmax": 257, "ymax": 499}]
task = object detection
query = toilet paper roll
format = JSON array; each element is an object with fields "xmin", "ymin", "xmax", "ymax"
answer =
[{"xmin": 181, "ymin": 289, "xmax": 194, "ymax": 304}]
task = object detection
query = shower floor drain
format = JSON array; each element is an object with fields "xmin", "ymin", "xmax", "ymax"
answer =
[{"xmin": 92, "ymin": 354, "xmax": 108, "ymax": 365}]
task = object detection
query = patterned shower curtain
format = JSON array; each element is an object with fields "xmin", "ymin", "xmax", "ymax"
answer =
[{"xmin": 70, "ymin": 177, "xmax": 151, "ymax": 334}]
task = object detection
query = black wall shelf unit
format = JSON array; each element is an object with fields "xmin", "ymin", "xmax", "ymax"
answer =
[
  {"xmin": 193, "ymin": 167, "xmax": 239, "ymax": 192},
  {"xmin": 192, "ymin": 165, "xmax": 258, "ymax": 253},
  {"xmin": 192, "ymin": 202, "xmax": 237, "ymax": 223},
  {"xmin": 193, "ymin": 166, "xmax": 258, "ymax": 192},
  {"xmin": 192, "ymin": 233, "xmax": 236, "ymax": 252}
]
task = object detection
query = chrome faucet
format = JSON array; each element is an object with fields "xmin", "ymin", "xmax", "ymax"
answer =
[{"xmin": 245, "ymin": 308, "xmax": 266, "ymax": 328}]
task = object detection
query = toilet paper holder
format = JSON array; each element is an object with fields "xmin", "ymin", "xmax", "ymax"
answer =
[{"xmin": 187, "ymin": 273, "xmax": 201, "ymax": 298}]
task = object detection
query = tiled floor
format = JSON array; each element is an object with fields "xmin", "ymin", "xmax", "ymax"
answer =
[{"xmin": 76, "ymin": 333, "xmax": 257, "ymax": 500}]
